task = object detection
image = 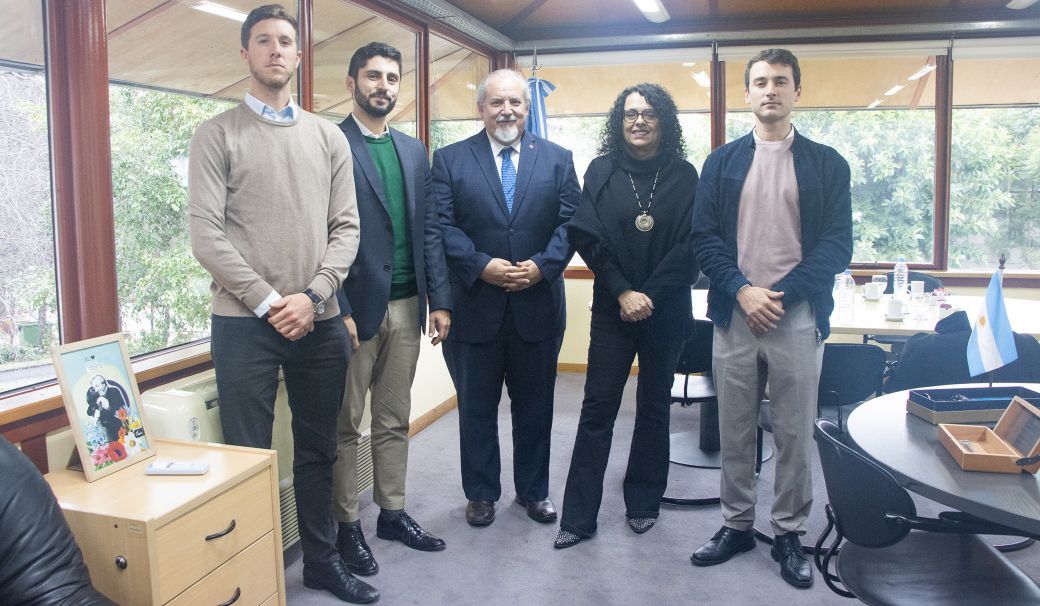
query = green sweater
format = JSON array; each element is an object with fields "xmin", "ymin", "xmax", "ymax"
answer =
[
  {"xmin": 188, "ymin": 103, "xmax": 359, "ymax": 320},
  {"xmin": 364, "ymin": 135, "xmax": 417, "ymax": 300}
]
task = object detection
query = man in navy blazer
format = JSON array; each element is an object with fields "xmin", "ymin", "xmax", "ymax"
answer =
[
  {"xmin": 432, "ymin": 69, "xmax": 580, "ymax": 527},
  {"xmin": 332, "ymin": 43, "xmax": 452, "ymax": 579}
]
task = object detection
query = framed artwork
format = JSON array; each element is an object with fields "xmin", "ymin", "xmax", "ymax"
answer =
[{"xmin": 52, "ymin": 334, "xmax": 155, "ymax": 481}]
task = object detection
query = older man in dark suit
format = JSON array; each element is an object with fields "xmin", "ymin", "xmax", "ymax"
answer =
[
  {"xmin": 332, "ymin": 42, "xmax": 452, "ymax": 580},
  {"xmin": 432, "ymin": 69, "xmax": 580, "ymax": 527}
]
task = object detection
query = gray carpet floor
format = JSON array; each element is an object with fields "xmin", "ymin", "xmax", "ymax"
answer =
[{"xmin": 284, "ymin": 371, "xmax": 1039, "ymax": 605}]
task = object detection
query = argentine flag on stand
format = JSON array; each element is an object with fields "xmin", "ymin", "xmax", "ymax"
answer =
[
  {"xmin": 527, "ymin": 77, "xmax": 555, "ymax": 140},
  {"xmin": 966, "ymin": 268, "xmax": 1018, "ymax": 376}
]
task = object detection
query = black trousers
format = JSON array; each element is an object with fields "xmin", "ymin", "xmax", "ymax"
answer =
[
  {"xmin": 443, "ymin": 311, "xmax": 561, "ymax": 503},
  {"xmin": 560, "ymin": 304, "xmax": 687, "ymax": 537},
  {"xmin": 211, "ymin": 314, "xmax": 349, "ymax": 567}
]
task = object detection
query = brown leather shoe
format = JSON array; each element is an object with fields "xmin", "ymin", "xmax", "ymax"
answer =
[
  {"xmin": 466, "ymin": 500, "xmax": 495, "ymax": 526},
  {"xmin": 514, "ymin": 496, "xmax": 557, "ymax": 523}
]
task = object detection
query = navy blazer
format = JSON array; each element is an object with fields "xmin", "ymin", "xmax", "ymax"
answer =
[
  {"xmin": 432, "ymin": 130, "xmax": 580, "ymax": 343},
  {"xmin": 335, "ymin": 116, "xmax": 451, "ymax": 342}
]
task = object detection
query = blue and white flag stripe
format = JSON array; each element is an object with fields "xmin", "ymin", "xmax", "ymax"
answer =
[
  {"xmin": 966, "ymin": 268, "xmax": 1018, "ymax": 376},
  {"xmin": 527, "ymin": 77, "xmax": 555, "ymax": 140}
]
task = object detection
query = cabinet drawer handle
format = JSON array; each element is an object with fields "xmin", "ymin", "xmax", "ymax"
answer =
[
  {"xmin": 205, "ymin": 519, "xmax": 237, "ymax": 541},
  {"xmin": 216, "ymin": 587, "xmax": 241, "ymax": 606}
]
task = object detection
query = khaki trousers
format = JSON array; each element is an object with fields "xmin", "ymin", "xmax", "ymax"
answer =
[
  {"xmin": 713, "ymin": 302, "xmax": 823, "ymax": 535},
  {"xmin": 333, "ymin": 296, "xmax": 420, "ymax": 522}
]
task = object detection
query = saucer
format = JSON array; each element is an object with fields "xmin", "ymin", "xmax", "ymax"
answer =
[
  {"xmin": 864, "ymin": 295, "xmax": 882, "ymax": 302},
  {"xmin": 885, "ymin": 314, "xmax": 904, "ymax": 322}
]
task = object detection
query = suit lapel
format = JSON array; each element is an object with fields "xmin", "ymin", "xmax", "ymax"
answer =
[
  {"xmin": 340, "ymin": 116, "xmax": 389, "ymax": 214},
  {"xmin": 389, "ymin": 129, "xmax": 416, "ymax": 222},
  {"xmin": 510, "ymin": 131, "xmax": 539, "ymax": 221},
  {"xmin": 469, "ymin": 133, "xmax": 510, "ymax": 218}
]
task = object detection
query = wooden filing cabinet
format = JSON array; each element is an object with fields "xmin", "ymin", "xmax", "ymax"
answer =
[{"xmin": 45, "ymin": 439, "xmax": 286, "ymax": 606}]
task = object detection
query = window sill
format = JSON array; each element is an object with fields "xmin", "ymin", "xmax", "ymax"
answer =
[{"xmin": 0, "ymin": 341, "xmax": 212, "ymax": 428}]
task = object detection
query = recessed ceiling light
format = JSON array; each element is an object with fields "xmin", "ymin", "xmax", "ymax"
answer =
[
  {"xmin": 907, "ymin": 64, "xmax": 937, "ymax": 81},
  {"xmin": 690, "ymin": 71, "xmax": 710, "ymax": 88},
  {"xmin": 682, "ymin": 62, "xmax": 697, "ymax": 67},
  {"xmin": 867, "ymin": 99, "xmax": 883, "ymax": 109},
  {"xmin": 884, "ymin": 85, "xmax": 905, "ymax": 96},
  {"xmin": 191, "ymin": 1, "xmax": 248, "ymax": 22},
  {"xmin": 632, "ymin": 0, "xmax": 670, "ymax": 23},
  {"xmin": 1006, "ymin": 0, "xmax": 1039, "ymax": 9}
]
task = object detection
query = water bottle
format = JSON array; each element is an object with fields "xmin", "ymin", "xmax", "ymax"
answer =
[
  {"xmin": 893, "ymin": 257, "xmax": 909, "ymax": 299},
  {"xmin": 838, "ymin": 270, "xmax": 855, "ymax": 320}
]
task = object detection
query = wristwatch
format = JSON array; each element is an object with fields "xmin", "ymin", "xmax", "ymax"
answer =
[{"xmin": 303, "ymin": 288, "xmax": 326, "ymax": 316}]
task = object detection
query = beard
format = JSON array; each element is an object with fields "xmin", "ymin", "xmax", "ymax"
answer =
[
  {"xmin": 491, "ymin": 120, "xmax": 520, "ymax": 145},
  {"xmin": 356, "ymin": 90, "xmax": 397, "ymax": 118}
]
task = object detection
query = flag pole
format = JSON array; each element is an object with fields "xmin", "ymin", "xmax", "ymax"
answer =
[{"xmin": 988, "ymin": 253, "xmax": 1007, "ymax": 388}]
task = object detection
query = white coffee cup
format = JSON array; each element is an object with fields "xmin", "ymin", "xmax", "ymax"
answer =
[
  {"xmin": 910, "ymin": 280, "xmax": 925, "ymax": 295},
  {"xmin": 864, "ymin": 283, "xmax": 881, "ymax": 299},
  {"xmin": 887, "ymin": 298, "xmax": 905, "ymax": 320}
]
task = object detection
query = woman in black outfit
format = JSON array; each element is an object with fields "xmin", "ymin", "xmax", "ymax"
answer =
[{"xmin": 555, "ymin": 83, "xmax": 699, "ymax": 548}]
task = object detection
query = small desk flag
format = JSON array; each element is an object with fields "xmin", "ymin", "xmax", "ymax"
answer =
[{"xmin": 966, "ymin": 268, "xmax": 1018, "ymax": 376}]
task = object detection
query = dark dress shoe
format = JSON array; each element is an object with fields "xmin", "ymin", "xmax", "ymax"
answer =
[
  {"xmin": 336, "ymin": 522, "xmax": 378, "ymax": 576},
  {"xmin": 466, "ymin": 500, "xmax": 495, "ymax": 526},
  {"xmin": 690, "ymin": 526, "xmax": 756, "ymax": 566},
  {"xmin": 376, "ymin": 512, "xmax": 446, "ymax": 551},
  {"xmin": 514, "ymin": 496, "xmax": 557, "ymax": 523},
  {"xmin": 626, "ymin": 516, "xmax": 656, "ymax": 534},
  {"xmin": 302, "ymin": 559, "xmax": 380, "ymax": 604},
  {"xmin": 771, "ymin": 532, "xmax": 813, "ymax": 588},
  {"xmin": 553, "ymin": 529, "xmax": 582, "ymax": 549}
]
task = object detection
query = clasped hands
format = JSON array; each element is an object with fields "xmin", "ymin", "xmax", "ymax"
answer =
[
  {"xmin": 268, "ymin": 292, "xmax": 315, "ymax": 342},
  {"xmin": 481, "ymin": 258, "xmax": 542, "ymax": 292},
  {"xmin": 737, "ymin": 285, "xmax": 785, "ymax": 336},
  {"xmin": 618, "ymin": 289, "xmax": 653, "ymax": 322}
]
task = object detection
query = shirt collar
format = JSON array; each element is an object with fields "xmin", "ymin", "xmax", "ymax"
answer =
[
  {"xmin": 486, "ymin": 131, "xmax": 522, "ymax": 158},
  {"xmin": 244, "ymin": 92, "xmax": 299, "ymax": 122},
  {"xmin": 351, "ymin": 114, "xmax": 389, "ymax": 139}
]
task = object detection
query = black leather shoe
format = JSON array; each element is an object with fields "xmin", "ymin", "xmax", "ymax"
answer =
[
  {"xmin": 336, "ymin": 522, "xmax": 378, "ymax": 576},
  {"xmin": 771, "ymin": 532, "xmax": 813, "ymax": 588},
  {"xmin": 690, "ymin": 526, "xmax": 756, "ymax": 566},
  {"xmin": 302, "ymin": 559, "xmax": 380, "ymax": 604},
  {"xmin": 466, "ymin": 500, "xmax": 495, "ymax": 526},
  {"xmin": 376, "ymin": 512, "xmax": 446, "ymax": 551},
  {"xmin": 514, "ymin": 496, "xmax": 557, "ymax": 523}
]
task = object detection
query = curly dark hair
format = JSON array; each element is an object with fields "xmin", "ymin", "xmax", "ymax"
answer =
[{"xmin": 597, "ymin": 83, "xmax": 686, "ymax": 161}]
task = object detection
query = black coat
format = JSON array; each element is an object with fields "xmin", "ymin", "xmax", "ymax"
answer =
[{"xmin": 885, "ymin": 311, "xmax": 1040, "ymax": 392}]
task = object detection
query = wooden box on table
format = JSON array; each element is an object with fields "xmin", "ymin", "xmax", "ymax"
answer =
[
  {"xmin": 939, "ymin": 397, "xmax": 1040, "ymax": 474},
  {"xmin": 45, "ymin": 439, "xmax": 285, "ymax": 606}
]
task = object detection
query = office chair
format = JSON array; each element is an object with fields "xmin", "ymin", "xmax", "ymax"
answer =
[
  {"xmin": 664, "ymin": 320, "xmax": 769, "ymax": 506},
  {"xmin": 817, "ymin": 343, "xmax": 886, "ymax": 430},
  {"xmin": 812, "ymin": 419, "xmax": 1040, "ymax": 605}
]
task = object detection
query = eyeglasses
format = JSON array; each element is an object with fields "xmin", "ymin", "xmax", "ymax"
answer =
[{"xmin": 623, "ymin": 109, "xmax": 659, "ymax": 124}]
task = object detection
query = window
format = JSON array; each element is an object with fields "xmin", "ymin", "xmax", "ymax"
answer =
[
  {"xmin": 723, "ymin": 44, "xmax": 943, "ymax": 266},
  {"xmin": 106, "ymin": 1, "xmax": 271, "ymax": 355},
  {"xmin": 430, "ymin": 33, "xmax": 489, "ymax": 153},
  {"xmin": 949, "ymin": 38, "xmax": 1040, "ymax": 271},
  {"xmin": 0, "ymin": 0, "xmax": 57, "ymax": 392},
  {"xmin": 313, "ymin": 0, "xmax": 418, "ymax": 136}
]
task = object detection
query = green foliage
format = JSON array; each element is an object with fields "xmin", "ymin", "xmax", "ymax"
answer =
[{"xmin": 108, "ymin": 87, "xmax": 232, "ymax": 356}]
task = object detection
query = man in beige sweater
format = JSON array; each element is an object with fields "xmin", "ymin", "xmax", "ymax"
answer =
[{"xmin": 188, "ymin": 5, "xmax": 375, "ymax": 604}]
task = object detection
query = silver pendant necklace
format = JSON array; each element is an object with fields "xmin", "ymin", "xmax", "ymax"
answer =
[{"xmin": 627, "ymin": 169, "xmax": 659, "ymax": 232}]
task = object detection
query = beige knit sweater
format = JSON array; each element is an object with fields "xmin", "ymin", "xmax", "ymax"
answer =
[{"xmin": 188, "ymin": 103, "xmax": 359, "ymax": 320}]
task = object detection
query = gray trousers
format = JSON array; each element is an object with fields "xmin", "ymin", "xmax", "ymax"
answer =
[
  {"xmin": 333, "ymin": 296, "xmax": 421, "ymax": 522},
  {"xmin": 713, "ymin": 302, "xmax": 823, "ymax": 535}
]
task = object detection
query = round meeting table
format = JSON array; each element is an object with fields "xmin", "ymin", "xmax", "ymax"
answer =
[{"xmin": 845, "ymin": 383, "xmax": 1040, "ymax": 537}]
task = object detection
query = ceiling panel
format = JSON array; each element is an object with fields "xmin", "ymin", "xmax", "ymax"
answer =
[{"xmin": 443, "ymin": 0, "xmax": 1040, "ymax": 41}]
